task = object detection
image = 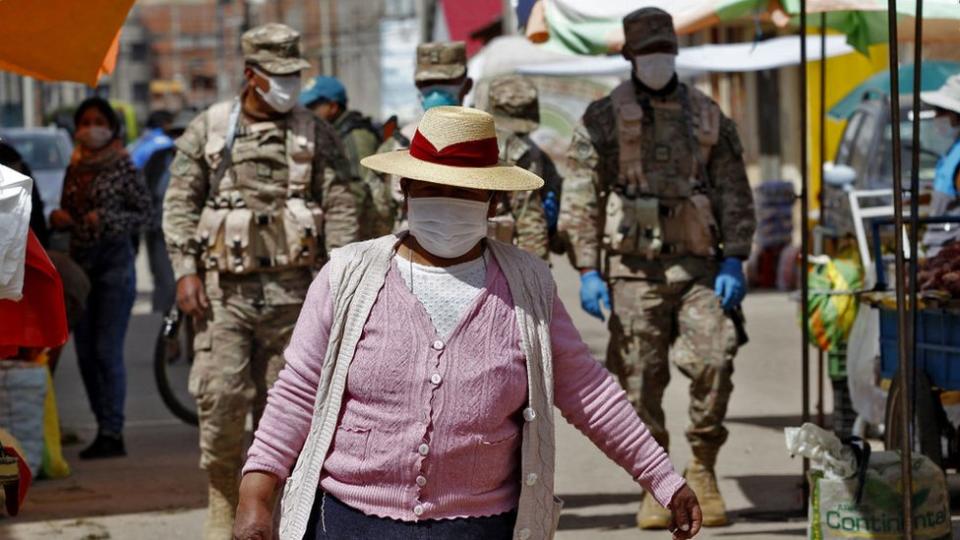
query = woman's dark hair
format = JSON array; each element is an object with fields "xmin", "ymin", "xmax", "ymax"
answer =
[{"xmin": 74, "ymin": 96, "xmax": 121, "ymax": 138}]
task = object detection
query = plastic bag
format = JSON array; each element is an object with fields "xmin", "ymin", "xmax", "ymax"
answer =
[
  {"xmin": 846, "ymin": 307, "xmax": 886, "ymax": 426},
  {"xmin": 785, "ymin": 423, "xmax": 857, "ymax": 479},
  {"xmin": 0, "ymin": 361, "xmax": 48, "ymax": 476},
  {"xmin": 0, "ymin": 165, "xmax": 33, "ymax": 301}
]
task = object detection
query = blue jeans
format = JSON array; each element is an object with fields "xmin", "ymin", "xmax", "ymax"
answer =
[
  {"xmin": 307, "ymin": 492, "xmax": 517, "ymax": 540},
  {"xmin": 72, "ymin": 238, "xmax": 136, "ymax": 436}
]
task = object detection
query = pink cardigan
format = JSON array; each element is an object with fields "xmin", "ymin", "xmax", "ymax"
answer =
[{"xmin": 244, "ymin": 257, "xmax": 684, "ymax": 521}]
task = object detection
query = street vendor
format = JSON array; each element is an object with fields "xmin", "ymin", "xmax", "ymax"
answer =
[
  {"xmin": 921, "ymin": 74, "xmax": 960, "ymax": 255},
  {"xmin": 233, "ymin": 106, "xmax": 702, "ymax": 540}
]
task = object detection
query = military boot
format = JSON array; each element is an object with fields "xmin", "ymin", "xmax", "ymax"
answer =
[
  {"xmin": 636, "ymin": 492, "xmax": 672, "ymax": 529},
  {"xmin": 204, "ymin": 469, "xmax": 239, "ymax": 540},
  {"xmin": 684, "ymin": 459, "xmax": 728, "ymax": 527}
]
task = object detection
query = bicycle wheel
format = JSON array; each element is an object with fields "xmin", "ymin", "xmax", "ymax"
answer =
[{"xmin": 153, "ymin": 310, "xmax": 199, "ymax": 426}]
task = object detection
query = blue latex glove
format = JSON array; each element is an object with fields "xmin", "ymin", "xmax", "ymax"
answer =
[
  {"xmin": 714, "ymin": 257, "xmax": 746, "ymax": 310},
  {"xmin": 543, "ymin": 191, "xmax": 559, "ymax": 232},
  {"xmin": 579, "ymin": 270, "xmax": 611, "ymax": 321}
]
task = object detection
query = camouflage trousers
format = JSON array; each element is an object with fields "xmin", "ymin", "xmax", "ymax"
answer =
[
  {"xmin": 189, "ymin": 276, "xmax": 302, "ymax": 476},
  {"xmin": 606, "ymin": 276, "xmax": 738, "ymax": 466}
]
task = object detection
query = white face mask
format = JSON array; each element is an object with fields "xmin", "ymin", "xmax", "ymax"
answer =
[
  {"xmin": 633, "ymin": 53, "xmax": 676, "ymax": 90},
  {"xmin": 408, "ymin": 196, "xmax": 489, "ymax": 258},
  {"xmin": 933, "ymin": 114, "xmax": 960, "ymax": 139},
  {"xmin": 76, "ymin": 126, "xmax": 114, "ymax": 149},
  {"xmin": 254, "ymin": 69, "xmax": 301, "ymax": 113}
]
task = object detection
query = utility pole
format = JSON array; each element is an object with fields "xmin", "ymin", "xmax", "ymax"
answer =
[
  {"xmin": 319, "ymin": 0, "xmax": 335, "ymax": 75},
  {"xmin": 501, "ymin": 0, "xmax": 517, "ymax": 36},
  {"xmin": 21, "ymin": 77, "xmax": 37, "ymax": 127},
  {"xmin": 216, "ymin": 0, "xmax": 229, "ymax": 101},
  {"xmin": 171, "ymin": 3, "xmax": 183, "ymax": 86}
]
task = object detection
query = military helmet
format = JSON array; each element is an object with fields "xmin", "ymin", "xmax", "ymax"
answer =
[
  {"xmin": 415, "ymin": 42, "xmax": 468, "ymax": 83},
  {"xmin": 621, "ymin": 7, "xmax": 678, "ymax": 58},
  {"xmin": 487, "ymin": 74, "xmax": 539, "ymax": 134},
  {"xmin": 242, "ymin": 23, "xmax": 311, "ymax": 75}
]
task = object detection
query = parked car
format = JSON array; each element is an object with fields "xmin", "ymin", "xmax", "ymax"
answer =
[
  {"xmin": 0, "ymin": 127, "xmax": 73, "ymax": 222},
  {"xmin": 821, "ymin": 91, "xmax": 956, "ymax": 236}
]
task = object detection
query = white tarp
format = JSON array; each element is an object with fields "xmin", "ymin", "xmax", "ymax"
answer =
[
  {"xmin": 0, "ymin": 164, "xmax": 33, "ymax": 301},
  {"xmin": 516, "ymin": 35, "xmax": 855, "ymax": 77}
]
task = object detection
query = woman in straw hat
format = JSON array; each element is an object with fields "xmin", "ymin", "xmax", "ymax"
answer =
[{"xmin": 233, "ymin": 106, "xmax": 701, "ymax": 540}]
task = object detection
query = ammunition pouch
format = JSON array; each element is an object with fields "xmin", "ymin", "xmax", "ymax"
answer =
[
  {"xmin": 603, "ymin": 193, "xmax": 718, "ymax": 260},
  {"xmin": 196, "ymin": 199, "xmax": 324, "ymax": 275},
  {"xmin": 603, "ymin": 192, "xmax": 662, "ymax": 259},
  {"xmin": 660, "ymin": 194, "xmax": 718, "ymax": 258},
  {"xmin": 487, "ymin": 214, "xmax": 516, "ymax": 244}
]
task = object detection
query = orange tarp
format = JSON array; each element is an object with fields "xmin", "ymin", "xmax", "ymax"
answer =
[{"xmin": 0, "ymin": 0, "xmax": 136, "ymax": 86}]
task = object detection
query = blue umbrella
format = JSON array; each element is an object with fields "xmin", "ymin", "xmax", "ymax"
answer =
[{"xmin": 828, "ymin": 61, "xmax": 960, "ymax": 120}]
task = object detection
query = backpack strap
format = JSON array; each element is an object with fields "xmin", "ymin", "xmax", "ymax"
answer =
[
  {"xmin": 206, "ymin": 99, "xmax": 242, "ymax": 199},
  {"xmin": 610, "ymin": 81, "xmax": 649, "ymax": 195}
]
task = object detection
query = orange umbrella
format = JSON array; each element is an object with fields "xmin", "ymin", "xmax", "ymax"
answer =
[{"xmin": 0, "ymin": 0, "xmax": 136, "ymax": 86}]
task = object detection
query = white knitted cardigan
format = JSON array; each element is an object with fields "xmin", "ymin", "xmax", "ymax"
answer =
[{"xmin": 277, "ymin": 234, "xmax": 563, "ymax": 540}]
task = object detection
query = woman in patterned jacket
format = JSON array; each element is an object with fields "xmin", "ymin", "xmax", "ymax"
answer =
[{"xmin": 50, "ymin": 97, "xmax": 151, "ymax": 460}]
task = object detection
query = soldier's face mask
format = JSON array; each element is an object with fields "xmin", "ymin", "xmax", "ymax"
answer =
[
  {"xmin": 254, "ymin": 68, "xmax": 301, "ymax": 113},
  {"xmin": 419, "ymin": 84, "xmax": 462, "ymax": 111},
  {"xmin": 632, "ymin": 53, "xmax": 676, "ymax": 90},
  {"xmin": 407, "ymin": 196, "xmax": 490, "ymax": 258}
]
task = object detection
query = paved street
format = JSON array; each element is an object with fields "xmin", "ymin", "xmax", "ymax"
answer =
[{"xmin": 1, "ymin": 253, "xmax": 957, "ymax": 539}]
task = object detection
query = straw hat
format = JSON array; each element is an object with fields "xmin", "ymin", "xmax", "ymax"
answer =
[
  {"xmin": 922, "ymin": 74, "xmax": 960, "ymax": 115},
  {"xmin": 361, "ymin": 106, "xmax": 544, "ymax": 192}
]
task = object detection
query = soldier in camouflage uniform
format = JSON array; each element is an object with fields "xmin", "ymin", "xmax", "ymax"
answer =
[
  {"xmin": 301, "ymin": 76, "xmax": 382, "ymax": 240},
  {"xmin": 558, "ymin": 8, "xmax": 755, "ymax": 529},
  {"xmin": 363, "ymin": 41, "xmax": 474, "ymax": 236},
  {"xmin": 486, "ymin": 74, "xmax": 563, "ymax": 260},
  {"xmin": 162, "ymin": 24, "xmax": 358, "ymax": 540}
]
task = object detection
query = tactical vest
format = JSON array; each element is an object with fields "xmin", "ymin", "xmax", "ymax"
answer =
[
  {"xmin": 195, "ymin": 102, "xmax": 323, "ymax": 274},
  {"xmin": 603, "ymin": 80, "xmax": 721, "ymax": 259}
]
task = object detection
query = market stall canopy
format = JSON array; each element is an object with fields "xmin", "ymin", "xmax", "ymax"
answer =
[
  {"xmin": 540, "ymin": 0, "xmax": 770, "ymax": 55},
  {"xmin": 537, "ymin": 0, "xmax": 960, "ymax": 57},
  {"xmin": 516, "ymin": 35, "xmax": 854, "ymax": 77},
  {"xmin": 828, "ymin": 61, "xmax": 960, "ymax": 119},
  {"xmin": 781, "ymin": 0, "xmax": 960, "ymax": 52},
  {"xmin": 0, "ymin": 0, "xmax": 136, "ymax": 86}
]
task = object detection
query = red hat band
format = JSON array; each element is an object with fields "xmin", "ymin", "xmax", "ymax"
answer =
[{"xmin": 409, "ymin": 130, "xmax": 499, "ymax": 167}]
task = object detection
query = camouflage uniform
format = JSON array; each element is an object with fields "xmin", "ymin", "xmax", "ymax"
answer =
[
  {"xmin": 487, "ymin": 74, "xmax": 559, "ymax": 260},
  {"xmin": 558, "ymin": 12, "xmax": 755, "ymax": 469},
  {"xmin": 330, "ymin": 109, "xmax": 381, "ymax": 240},
  {"xmin": 162, "ymin": 24, "xmax": 357, "ymax": 540}
]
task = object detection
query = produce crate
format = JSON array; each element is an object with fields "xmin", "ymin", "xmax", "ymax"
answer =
[{"xmin": 879, "ymin": 307, "xmax": 960, "ymax": 390}]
